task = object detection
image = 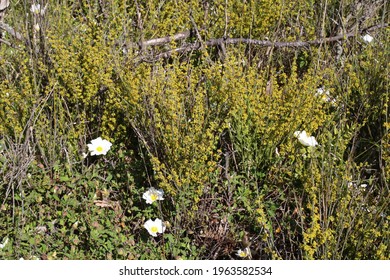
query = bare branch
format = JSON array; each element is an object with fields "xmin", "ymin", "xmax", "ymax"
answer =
[
  {"xmin": 0, "ymin": 16, "xmax": 387, "ymax": 63},
  {"xmin": 0, "ymin": 0, "xmax": 9, "ymax": 11},
  {"xmin": 0, "ymin": 21, "xmax": 24, "ymax": 41},
  {"xmin": 135, "ymin": 42, "xmax": 201, "ymax": 63},
  {"xmin": 0, "ymin": 37, "xmax": 12, "ymax": 46},
  {"xmin": 139, "ymin": 30, "xmax": 191, "ymax": 47},
  {"xmin": 135, "ymin": 23, "xmax": 388, "ymax": 63}
]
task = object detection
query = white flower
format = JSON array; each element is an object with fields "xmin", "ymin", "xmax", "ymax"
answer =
[
  {"xmin": 30, "ymin": 3, "xmax": 46, "ymax": 16},
  {"xmin": 30, "ymin": 3, "xmax": 41, "ymax": 14},
  {"xmin": 348, "ymin": 181, "xmax": 368, "ymax": 190},
  {"xmin": 33, "ymin": 23, "xmax": 40, "ymax": 32},
  {"xmin": 316, "ymin": 87, "xmax": 332, "ymax": 102},
  {"xmin": 143, "ymin": 218, "xmax": 166, "ymax": 237},
  {"xmin": 294, "ymin": 131, "xmax": 318, "ymax": 147},
  {"xmin": 316, "ymin": 87, "xmax": 327, "ymax": 95},
  {"xmin": 236, "ymin": 247, "xmax": 250, "ymax": 258},
  {"xmin": 362, "ymin": 34, "xmax": 373, "ymax": 43},
  {"xmin": 316, "ymin": 87, "xmax": 336, "ymax": 104},
  {"xmin": 0, "ymin": 237, "xmax": 9, "ymax": 249},
  {"xmin": 142, "ymin": 187, "xmax": 164, "ymax": 204},
  {"xmin": 87, "ymin": 137, "xmax": 112, "ymax": 156}
]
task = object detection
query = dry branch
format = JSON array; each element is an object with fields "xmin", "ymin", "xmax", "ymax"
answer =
[
  {"xmin": 139, "ymin": 30, "xmax": 191, "ymax": 48},
  {"xmin": 0, "ymin": 21, "xmax": 24, "ymax": 41},
  {"xmin": 0, "ymin": 18, "xmax": 387, "ymax": 62},
  {"xmin": 134, "ymin": 23, "xmax": 388, "ymax": 63}
]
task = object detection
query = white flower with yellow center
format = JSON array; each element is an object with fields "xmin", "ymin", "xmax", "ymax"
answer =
[
  {"xmin": 142, "ymin": 187, "xmax": 164, "ymax": 204},
  {"xmin": 294, "ymin": 131, "xmax": 318, "ymax": 147},
  {"xmin": 144, "ymin": 218, "xmax": 166, "ymax": 237},
  {"xmin": 87, "ymin": 137, "xmax": 112, "ymax": 156},
  {"xmin": 236, "ymin": 247, "xmax": 250, "ymax": 258},
  {"xmin": 316, "ymin": 87, "xmax": 336, "ymax": 104},
  {"xmin": 30, "ymin": 3, "xmax": 46, "ymax": 16},
  {"xmin": 30, "ymin": 3, "xmax": 41, "ymax": 14}
]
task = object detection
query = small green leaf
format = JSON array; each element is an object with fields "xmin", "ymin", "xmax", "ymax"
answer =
[{"xmin": 59, "ymin": 175, "xmax": 70, "ymax": 182}]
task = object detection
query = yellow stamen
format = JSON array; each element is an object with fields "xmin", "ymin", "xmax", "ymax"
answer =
[{"xmin": 150, "ymin": 193, "xmax": 158, "ymax": 201}]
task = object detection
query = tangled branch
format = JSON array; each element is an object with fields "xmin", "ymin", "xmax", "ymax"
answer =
[
  {"xmin": 0, "ymin": 20, "xmax": 387, "ymax": 62},
  {"xmin": 0, "ymin": 22, "xmax": 23, "ymax": 41},
  {"xmin": 134, "ymin": 23, "xmax": 388, "ymax": 63}
]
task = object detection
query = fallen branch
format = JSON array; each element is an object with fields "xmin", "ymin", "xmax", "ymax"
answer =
[
  {"xmin": 134, "ymin": 23, "xmax": 388, "ymax": 63},
  {"xmin": 0, "ymin": 37, "xmax": 12, "ymax": 46},
  {"xmin": 0, "ymin": 21, "xmax": 24, "ymax": 42},
  {"xmin": 139, "ymin": 30, "xmax": 191, "ymax": 48},
  {"xmin": 0, "ymin": 19, "xmax": 387, "ymax": 62}
]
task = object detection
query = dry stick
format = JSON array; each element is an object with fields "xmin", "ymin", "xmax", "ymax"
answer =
[
  {"xmin": 0, "ymin": 37, "xmax": 12, "ymax": 46},
  {"xmin": 0, "ymin": 21, "xmax": 24, "ymax": 41},
  {"xmin": 135, "ymin": 23, "xmax": 388, "ymax": 63},
  {"xmin": 134, "ymin": 0, "xmax": 145, "ymax": 52},
  {"xmin": 138, "ymin": 30, "xmax": 191, "ymax": 47},
  {"xmin": 1, "ymin": 21, "xmax": 387, "ymax": 59}
]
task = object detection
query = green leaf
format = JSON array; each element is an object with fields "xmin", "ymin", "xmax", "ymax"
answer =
[{"xmin": 59, "ymin": 175, "xmax": 70, "ymax": 182}]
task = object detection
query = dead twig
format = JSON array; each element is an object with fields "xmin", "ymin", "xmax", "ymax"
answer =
[
  {"xmin": 0, "ymin": 21, "xmax": 24, "ymax": 41},
  {"xmin": 134, "ymin": 23, "xmax": 388, "ymax": 63},
  {"xmin": 0, "ymin": 17, "xmax": 387, "ymax": 63}
]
